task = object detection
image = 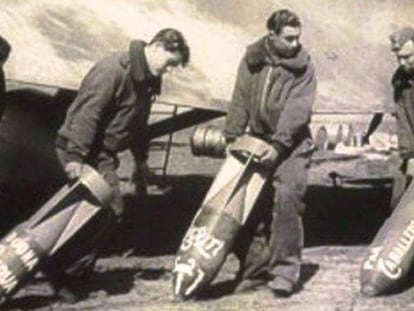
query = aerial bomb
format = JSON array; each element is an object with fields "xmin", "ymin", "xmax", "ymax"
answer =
[
  {"xmin": 360, "ymin": 178, "xmax": 414, "ymax": 296},
  {"xmin": 172, "ymin": 134, "xmax": 272, "ymax": 299},
  {"xmin": 0, "ymin": 165, "xmax": 112, "ymax": 304}
]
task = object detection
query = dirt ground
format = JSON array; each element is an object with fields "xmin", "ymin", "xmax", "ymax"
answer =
[{"xmin": 2, "ymin": 123, "xmax": 414, "ymax": 311}]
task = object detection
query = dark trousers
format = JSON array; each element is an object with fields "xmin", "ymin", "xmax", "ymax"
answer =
[
  {"xmin": 0, "ymin": 69, "xmax": 5, "ymax": 119},
  {"xmin": 42, "ymin": 148, "xmax": 122, "ymax": 284},
  {"xmin": 233, "ymin": 139, "xmax": 312, "ymax": 285},
  {"xmin": 390, "ymin": 157, "xmax": 413, "ymax": 210}
]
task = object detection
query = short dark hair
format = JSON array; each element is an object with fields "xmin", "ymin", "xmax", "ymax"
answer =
[
  {"xmin": 150, "ymin": 28, "xmax": 190, "ymax": 66},
  {"xmin": 266, "ymin": 9, "xmax": 301, "ymax": 35},
  {"xmin": 390, "ymin": 27, "xmax": 414, "ymax": 52}
]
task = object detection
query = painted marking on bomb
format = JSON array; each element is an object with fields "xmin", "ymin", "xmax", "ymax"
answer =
[
  {"xmin": 180, "ymin": 226, "xmax": 224, "ymax": 259},
  {"xmin": 186, "ymin": 266, "xmax": 205, "ymax": 296},
  {"xmin": 363, "ymin": 246, "xmax": 382, "ymax": 271},
  {"xmin": 4, "ymin": 232, "xmax": 18, "ymax": 243},
  {"xmin": 173, "ymin": 256, "xmax": 206, "ymax": 297},
  {"xmin": 0, "ymin": 245, "xmax": 6, "ymax": 256},
  {"xmin": 0, "ymin": 260, "xmax": 17, "ymax": 293},
  {"xmin": 174, "ymin": 257, "xmax": 196, "ymax": 276},
  {"xmin": 378, "ymin": 220, "xmax": 414, "ymax": 280},
  {"xmin": 378, "ymin": 258, "xmax": 402, "ymax": 280},
  {"xmin": 0, "ymin": 231, "xmax": 40, "ymax": 294},
  {"xmin": 9, "ymin": 237, "xmax": 39, "ymax": 271}
]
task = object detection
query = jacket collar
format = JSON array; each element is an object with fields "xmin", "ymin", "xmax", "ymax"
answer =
[
  {"xmin": 392, "ymin": 66, "xmax": 414, "ymax": 89},
  {"xmin": 129, "ymin": 40, "xmax": 161, "ymax": 94},
  {"xmin": 245, "ymin": 36, "xmax": 310, "ymax": 73}
]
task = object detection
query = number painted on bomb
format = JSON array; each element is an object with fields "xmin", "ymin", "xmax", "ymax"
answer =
[{"xmin": 180, "ymin": 226, "xmax": 224, "ymax": 259}]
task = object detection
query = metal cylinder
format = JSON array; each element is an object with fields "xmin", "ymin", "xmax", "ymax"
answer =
[
  {"xmin": 314, "ymin": 125, "xmax": 328, "ymax": 150},
  {"xmin": 190, "ymin": 126, "xmax": 226, "ymax": 158}
]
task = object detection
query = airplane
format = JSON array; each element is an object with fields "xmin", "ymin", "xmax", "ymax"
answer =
[{"xmin": 0, "ymin": 0, "xmax": 411, "ymax": 223}]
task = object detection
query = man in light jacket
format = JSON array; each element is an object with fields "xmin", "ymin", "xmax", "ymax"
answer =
[{"xmin": 225, "ymin": 9, "xmax": 316, "ymax": 297}]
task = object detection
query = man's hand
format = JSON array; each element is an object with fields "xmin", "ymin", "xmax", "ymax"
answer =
[
  {"xmin": 258, "ymin": 145, "xmax": 279, "ymax": 168},
  {"xmin": 65, "ymin": 161, "xmax": 84, "ymax": 180}
]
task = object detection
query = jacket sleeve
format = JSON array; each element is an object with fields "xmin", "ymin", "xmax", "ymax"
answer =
[
  {"xmin": 271, "ymin": 62, "xmax": 316, "ymax": 154},
  {"xmin": 65, "ymin": 63, "xmax": 118, "ymax": 162},
  {"xmin": 224, "ymin": 55, "xmax": 249, "ymax": 143},
  {"xmin": 395, "ymin": 101, "xmax": 414, "ymax": 160}
]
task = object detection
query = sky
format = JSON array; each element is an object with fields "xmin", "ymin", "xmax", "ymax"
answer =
[{"xmin": 1, "ymin": 0, "xmax": 413, "ymax": 112}]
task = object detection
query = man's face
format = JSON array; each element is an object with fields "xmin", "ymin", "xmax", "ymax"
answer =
[
  {"xmin": 148, "ymin": 43, "xmax": 182, "ymax": 77},
  {"xmin": 268, "ymin": 26, "xmax": 302, "ymax": 58},
  {"xmin": 395, "ymin": 39, "xmax": 414, "ymax": 74}
]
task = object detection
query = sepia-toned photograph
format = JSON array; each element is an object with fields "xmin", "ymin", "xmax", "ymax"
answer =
[{"xmin": 0, "ymin": 1, "xmax": 413, "ymax": 310}]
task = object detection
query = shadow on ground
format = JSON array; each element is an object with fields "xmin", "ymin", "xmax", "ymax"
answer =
[
  {"xmin": 3, "ymin": 296, "xmax": 55, "ymax": 310},
  {"xmin": 107, "ymin": 174, "xmax": 214, "ymax": 256},
  {"xmin": 1, "ymin": 267, "xmax": 170, "ymax": 310},
  {"xmin": 304, "ymin": 185, "xmax": 392, "ymax": 246},
  {"xmin": 0, "ymin": 172, "xmax": 392, "ymax": 256},
  {"xmin": 105, "ymin": 174, "xmax": 392, "ymax": 257},
  {"xmin": 194, "ymin": 262, "xmax": 320, "ymax": 301}
]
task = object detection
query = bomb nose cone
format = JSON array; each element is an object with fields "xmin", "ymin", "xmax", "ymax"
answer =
[
  {"xmin": 172, "ymin": 271, "xmax": 195, "ymax": 300},
  {"xmin": 360, "ymin": 284, "xmax": 379, "ymax": 297},
  {"xmin": 172, "ymin": 261, "xmax": 207, "ymax": 300},
  {"xmin": 172, "ymin": 292, "xmax": 186, "ymax": 303},
  {"xmin": 173, "ymin": 266, "xmax": 193, "ymax": 301},
  {"xmin": 172, "ymin": 273, "xmax": 185, "ymax": 299}
]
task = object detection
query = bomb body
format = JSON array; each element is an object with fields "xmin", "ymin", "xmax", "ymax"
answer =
[
  {"xmin": 173, "ymin": 135, "xmax": 271, "ymax": 299},
  {"xmin": 360, "ymin": 181, "xmax": 414, "ymax": 296},
  {"xmin": 0, "ymin": 165, "xmax": 112, "ymax": 304}
]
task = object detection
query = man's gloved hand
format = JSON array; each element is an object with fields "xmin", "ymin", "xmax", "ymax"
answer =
[
  {"xmin": 258, "ymin": 145, "xmax": 279, "ymax": 168},
  {"xmin": 65, "ymin": 161, "xmax": 85, "ymax": 180}
]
